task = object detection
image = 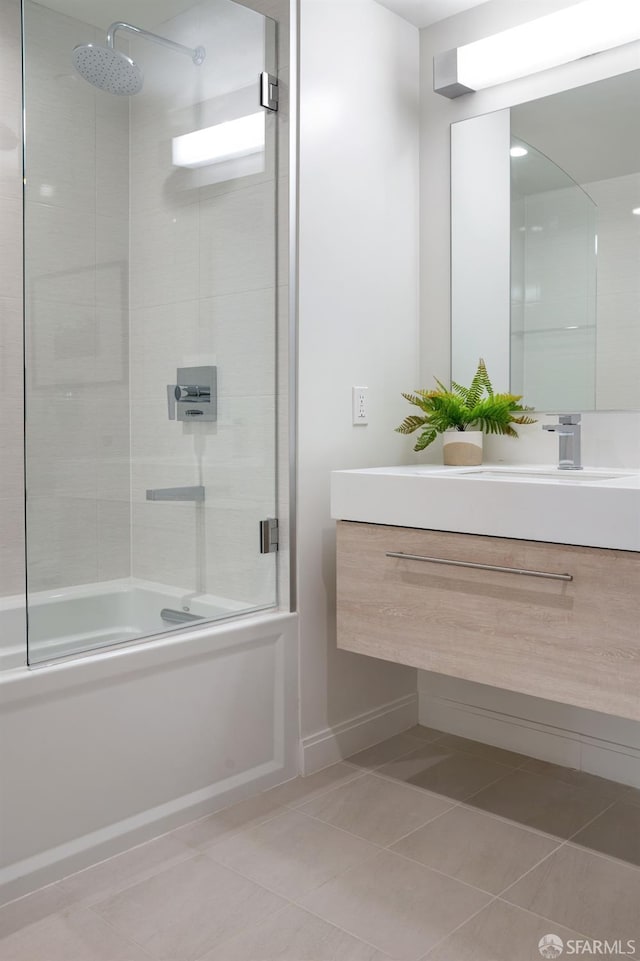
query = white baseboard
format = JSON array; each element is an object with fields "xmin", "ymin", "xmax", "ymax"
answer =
[
  {"xmin": 419, "ymin": 689, "xmax": 640, "ymax": 789},
  {"xmin": 301, "ymin": 693, "xmax": 419, "ymax": 774}
]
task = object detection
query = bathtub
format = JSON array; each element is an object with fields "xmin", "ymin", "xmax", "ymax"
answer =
[
  {"xmin": 0, "ymin": 594, "xmax": 298, "ymax": 904},
  {"xmin": 0, "ymin": 579, "xmax": 264, "ymax": 669}
]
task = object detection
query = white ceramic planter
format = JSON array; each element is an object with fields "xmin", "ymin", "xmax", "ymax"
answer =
[{"xmin": 442, "ymin": 430, "xmax": 483, "ymax": 466}]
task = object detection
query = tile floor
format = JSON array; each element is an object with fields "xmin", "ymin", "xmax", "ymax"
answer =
[{"xmin": 2, "ymin": 726, "xmax": 640, "ymax": 961}]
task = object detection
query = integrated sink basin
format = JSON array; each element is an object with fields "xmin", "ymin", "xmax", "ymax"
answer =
[
  {"xmin": 460, "ymin": 468, "xmax": 630, "ymax": 483},
  {"xmin": 331, "ymin": 464, "xmax": 640, "ymax": 551}
]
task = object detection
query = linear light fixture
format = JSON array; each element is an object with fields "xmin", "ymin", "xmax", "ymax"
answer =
[
  {"xmin": 434, "ymin": 0, "xmax": 640, "ymax": 98},
  {"xmin": 172, "ymin": 112, "xmax": 265, "ymax": 168}
]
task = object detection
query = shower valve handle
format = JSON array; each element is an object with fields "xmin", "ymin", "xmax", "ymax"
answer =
[{"xmin": 167, "ymin": 383, "xmax": 211, "ymax": 420}]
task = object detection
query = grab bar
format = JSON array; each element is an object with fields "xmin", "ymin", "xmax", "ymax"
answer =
[
  {"xmin": 385, "ymin": 552, "xmax": 573, "ymax": 582},
  {"xmin": 160, "ymin": 608, "xmax": 205, "ymax": 624}
]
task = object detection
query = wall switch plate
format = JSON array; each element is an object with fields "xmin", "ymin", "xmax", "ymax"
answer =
[{"xmin": 352, "ymin": 386, "xmax": 368, "ymax": 425}]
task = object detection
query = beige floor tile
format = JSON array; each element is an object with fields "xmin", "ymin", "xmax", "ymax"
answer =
[
  {"xmin": 92, "ymin": 853, "xmax": 285, "ymax": 961},
  {"xmin": 0, "ymin": 884, "xmax": 77, "ymax": 940},
  {"xmin": 377, "ymin": 743, "xmax": 512, "ymax": 800},
  {"xmin": 265, "ymin": 762, "xmax": 364, "ymax": 808},
  {"xmin": 570, "ymin": 801, "xmax": 640, "ymax": 868},
  {"xmin": 346, "ymin": 733, "xmax": 426, "ymax": 770},
  {"xmin": 405, "ymin": 725, "xmax": 445, "ymax": 743},
  {"xmin": 436, "ymin": 734, "xmax": 530, "ymax": 768},
  {"xmin": 520, "ymin": 759, "xmax": 633, "ymax": 800},
  {"xmin": 206, "ymin": 809, "xmax": 379, "ymax": 899},
  {"xmin": 0, "ymin": 906, "xmax": 151, "ymax": 961},
  {"xmin": 170, "ymin": 790, "xmax": 286, "ymax": 849},
  {"xmin": 426, "ymin": 899, "xmax": 584, "ymax": 961},
  {"xmin": 467, "ymin": 770, "xmax": 611, "ymax": 839},
  {"xmin": 392, "ymin": 806, "xmax": 559, "ymax": 894},
  {"xmin": 300, "ymin": 849, "xmax": 491, "ymax": 961},
  {"xmin": 503, "ymin": 843, "xmax": 640, "ymax": 942},
  {"xmin": 299, "ymin": 772, "xmax": 453, "ymax": 846},
  {"xmin": 202, "ymin": 903, "xmax": 390, "ymax": 960},
  {"xmin": 622, "ymin": 785, "xmax": 640, "ymax": 807},
  {"xmin": 57, "ymin": 834, "xmax": 193, "ymax": 906}
]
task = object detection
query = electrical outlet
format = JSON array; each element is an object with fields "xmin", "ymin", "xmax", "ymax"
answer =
[{"xmin": 352, "ymin": 386, "xmax": 368, "ymax": 425}]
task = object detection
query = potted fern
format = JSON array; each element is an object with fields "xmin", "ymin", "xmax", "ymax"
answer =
[{"xmin": 396, "ymin": 359, "xmax": 535, "ymax": 466}]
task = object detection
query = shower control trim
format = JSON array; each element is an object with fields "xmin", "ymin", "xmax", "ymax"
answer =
[{"xmin": 167, "ymin": 366, "xmax": 217, "ymax": 422}]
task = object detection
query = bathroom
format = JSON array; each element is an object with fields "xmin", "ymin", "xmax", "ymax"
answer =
[{"xmin": 0, "ymin": 0, "xmax": 639, "ymax": 957}]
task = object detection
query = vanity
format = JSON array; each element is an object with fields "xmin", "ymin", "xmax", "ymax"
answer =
[
  {"xmin": 331, "ymin": 466, "xmax": 640, "ymax": 722},
  {"xmin": 330, "ymin": 63, "xmax": 640, "ymax": 724}
]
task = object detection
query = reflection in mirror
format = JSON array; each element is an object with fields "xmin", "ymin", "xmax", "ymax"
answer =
[{"xmin": 451, "ymin": 70, "xmax": 640, "ymax": 411}]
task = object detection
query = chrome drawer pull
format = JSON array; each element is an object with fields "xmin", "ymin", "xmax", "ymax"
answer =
[{"xmin": 385, "ymin": 551, "xmax": 573, "ymax": 582}]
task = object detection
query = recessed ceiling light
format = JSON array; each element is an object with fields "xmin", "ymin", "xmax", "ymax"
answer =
[
  {"xmin": 510, "ymin": 146, "xmax": 528, "ymax": 158},
  {"xmin": 632, "ymin": 207, "xmax": 640, "ymax": 215}
]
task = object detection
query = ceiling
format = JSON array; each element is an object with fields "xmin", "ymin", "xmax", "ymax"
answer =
[{"xmin": 373, "ymin": 0, "xmax": 489, "ymax": 28}]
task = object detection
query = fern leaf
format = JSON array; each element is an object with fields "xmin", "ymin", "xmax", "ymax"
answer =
[
  {"xmin": 414, "ymin": 429, "xmax": 437, "ymax": 452},
  {"xmin": 395, "ymin": 414, "xmax": 428, "ymax": 435}
]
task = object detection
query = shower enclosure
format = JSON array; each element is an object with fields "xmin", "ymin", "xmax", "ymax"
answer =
[
  {"xmin": 22, "ymin": 0, "xmax": 283, "ymax": 664},
  {"xmin": 510, "ymin": 138, "xmax": 597, "ymax": 411}
]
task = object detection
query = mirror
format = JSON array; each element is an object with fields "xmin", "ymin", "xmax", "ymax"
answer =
[{"xmin": 451, "ymin": 70, "xmax": 640, "ymax": 411}]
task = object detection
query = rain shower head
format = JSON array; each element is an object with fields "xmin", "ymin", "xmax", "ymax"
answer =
[
  {"xmin": 72, "ymin": 21, "xmax": 205, "ymax": 96},
  {"xmin": 72, "ymin": 44, "xmax": 143, "ymax": 96}
]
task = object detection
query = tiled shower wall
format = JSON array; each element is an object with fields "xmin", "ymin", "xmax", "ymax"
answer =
[
  {"xmin": 0, "ymin": 0, "xmax": 24, "ymax": 597},
  {"xmin": 588, "ymin": 172, "xmax": 640, "ymax": 409},
  {"xmin": 23, "ymin": 1, "xmax": 131, "ymax": 592},
  {"xmin": 1, "ymin": 0, "xmax": 287, "ymax": 606},
  {"xmin": 128, "ymin": 0, "xmax": 281, "ymax": 605}
]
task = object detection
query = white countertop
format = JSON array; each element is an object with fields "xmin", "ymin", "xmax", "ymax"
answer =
[{"xmin": 331, "ymin": 464, "xmax": 640, "ymax": 551}]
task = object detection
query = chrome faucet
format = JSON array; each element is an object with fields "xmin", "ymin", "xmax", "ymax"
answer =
[{"xmin": 542, "ymin": 414, "xmax": 582, "ymax": 470}]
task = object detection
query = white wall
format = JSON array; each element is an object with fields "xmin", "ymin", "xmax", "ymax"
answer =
[
  {"xmin": 298, "ymin": 0, "xmax": 420, "ymax": 768},
  {"xmin": 418, "ymin": 0, "xmax": 640, "ymax": 779}
]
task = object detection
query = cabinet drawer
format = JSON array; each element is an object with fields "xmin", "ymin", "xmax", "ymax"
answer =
[{"xmin": 336, "ymin": 521, "xmax": 640, "ymax": 721}]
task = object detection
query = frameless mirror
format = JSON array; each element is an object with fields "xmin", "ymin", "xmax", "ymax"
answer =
[{"xmin": 451, "ymin": 70, "xmax": 640, "ymax": 411}]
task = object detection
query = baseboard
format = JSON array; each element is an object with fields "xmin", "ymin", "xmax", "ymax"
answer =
[
  {"xmin": 301, "ymin": 692, "xmax": 419, "ymax": 774},
  {"xmin": 419, "ymin": 691, "xmax": 640, "ymax": 789}
]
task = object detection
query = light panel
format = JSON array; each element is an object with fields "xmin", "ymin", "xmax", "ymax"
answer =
[
  {"xmin": 435, "ymin": 0, "xmax": 640, "ymax": 98},
  {"xmin": 172, "ymin": 112, "xmax": 265, "ymax": 169}
]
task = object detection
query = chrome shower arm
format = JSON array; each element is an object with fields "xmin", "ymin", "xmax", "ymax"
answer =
[{"xmin": 106, "ymin": 22, "xmax": 206, "ymax": 65}]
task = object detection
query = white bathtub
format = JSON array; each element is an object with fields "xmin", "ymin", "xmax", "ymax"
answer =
[
  {"xmin": 0, "ymin": 579, "xmax": 260, "ymax": 669},
  {"xmin": 0, "ymin": 602, "xmax": 298, "ymax": 904}
]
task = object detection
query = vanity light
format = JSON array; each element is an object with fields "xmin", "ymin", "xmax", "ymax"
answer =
[
  {"xmin": 434, "ymin": 0, "xmax": 640, "ymax": 98},
  {"xmin": 632, "ymin": 207, "xmax": 640, "ymax": 215},
  {"xmin": 510, "ymin": 146, "xmax": 528, "ymax": 158},
  {"xmin": 172, "ymin": 112, "xmax": 265, "ymax": 168}
]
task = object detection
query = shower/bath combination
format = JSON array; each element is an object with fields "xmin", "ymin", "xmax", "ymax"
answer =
[{"xmin": 72, "ymin": 21, "xmax": 206, "ymax": 96}]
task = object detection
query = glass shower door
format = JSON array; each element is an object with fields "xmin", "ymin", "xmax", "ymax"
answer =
[{"xmin": 23, "ymin": 0, "xmax": 279, "ymax": 663}]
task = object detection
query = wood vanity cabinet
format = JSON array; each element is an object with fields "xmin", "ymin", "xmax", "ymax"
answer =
[{"xmin": 336, "ymin": 521, "xmax": 640, "ymax": 721}]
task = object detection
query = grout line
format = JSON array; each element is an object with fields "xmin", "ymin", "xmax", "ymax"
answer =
[
  {"xmin": 494, "ymin": 895, "xmax": 596, "ymax": 943},
  {"xmin": 387, "ymin": 847, "xmax": 499, "ymax": 900},
  {"xmin": 499, "ymin": 839, "xmax": 570, "ymax": 902},
  {"xmin": 453, "ymin": 798, "xmax": 579, "ymax": 844},
  {"xmin": 565, "ymin": 799, "xmax": 617, "ymax": 841},
  {"xmin": 416, "ymin": 895, "xmax": 500, "ymax": 961},
  {"xmin": 85, "ymin": 902, "xmax": 158, "ymax": 959},
  {"xmin": 283, "ymin": 769, "xmax": 369, "ymax": 809},
  {"xmin": 494, "ymin": 840, "xmax": 565, "ymax": 899},
  {"xmin": 284, "ymin": 897, "xmax": 399, "ymax": 959},
  {"xmin": 383, "ymin": 803, "xmax": 461, "ymax": 849}
]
